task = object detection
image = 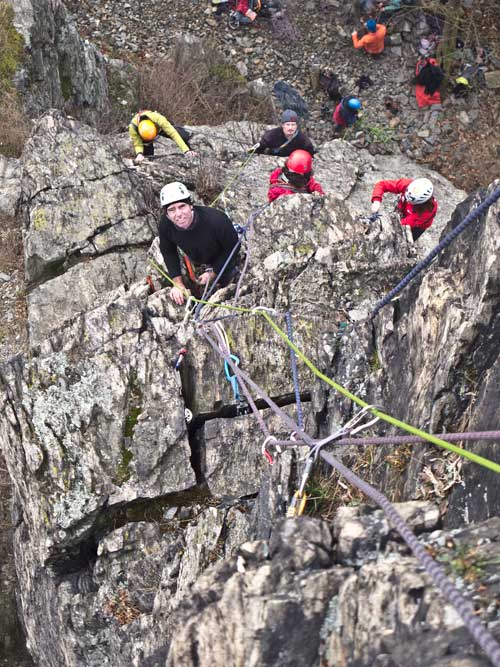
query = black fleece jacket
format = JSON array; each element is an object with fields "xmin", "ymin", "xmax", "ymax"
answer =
[
  {"xmin": 256, "ymin": 127, "xmax": 316, "ymax": 156},
  {"xmin": 159, "ymin": 206, "xmax": 239, "ymax": 279}
]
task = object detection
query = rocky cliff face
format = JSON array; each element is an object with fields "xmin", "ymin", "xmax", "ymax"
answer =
[
  {"xmin": 8, "ymin": 0, "xmax": 109, "ymax": 116},
  {"xmin": 1, "ymin": 111, "xmax": 499, "ymax": 666}
]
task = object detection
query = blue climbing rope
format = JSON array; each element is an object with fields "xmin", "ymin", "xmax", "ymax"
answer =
[
  {"xmin": 370, "ymin": 184, "xmax": 500, "ymax": 319},
  {"xmin": 285, "ymin": 312, "xmax": 304, "ymax": 429}
]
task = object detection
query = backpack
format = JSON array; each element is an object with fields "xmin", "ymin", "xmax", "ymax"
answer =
[
  {"xmin": 319, "ymin": 70, "xmax": 342, "ymax": 103},
  {"xmin": 273, "ymin": 80, "xmax": 309, "ymax": 119}
]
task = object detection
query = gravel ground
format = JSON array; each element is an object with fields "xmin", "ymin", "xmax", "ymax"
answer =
[{"xmin": 67, "ymin": 0, "xmax": 500, "ymax": 190}]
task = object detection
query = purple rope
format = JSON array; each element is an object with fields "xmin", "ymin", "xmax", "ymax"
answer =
[
  {"xmin": 199, "ymin": 328, "xmax": 500, "ymax": 665},
  {"xmin": 271, "ymin": 431, "xmax": 500, "ymax": 448}
]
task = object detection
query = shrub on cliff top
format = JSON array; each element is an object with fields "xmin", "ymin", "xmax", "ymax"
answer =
[{"xmin": 0, "ymin": 1, "xmax": 29, "ymax": 157}]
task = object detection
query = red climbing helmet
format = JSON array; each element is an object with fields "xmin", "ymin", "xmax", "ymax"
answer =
[{"xmin": 285, "ymin": 150, "xmax": 313, "ymax": 175}]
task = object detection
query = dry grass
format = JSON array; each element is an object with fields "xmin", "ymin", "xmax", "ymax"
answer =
[
  {"xmin": 137, "ymin": 44, "xmax": 274, "ymax": 127},
  {"xmin": 304, "ymin": 446, "xmax": 380, "ymax": 520},
  {"xmin": 0, "ymin": 91, "xmax": 29, "ymax": 158},
  {"xmin": 0, "ymin": 214, "xmax": 22, "ymax": 273},
  {"xmin": 0, "ymin": 214, "xmax": 23, "ymax": 273},
  {"xmin": 193, "ymin": 155, "xmax": 225, "ymax": 205}
]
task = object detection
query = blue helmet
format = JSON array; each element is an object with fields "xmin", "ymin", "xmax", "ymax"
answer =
[
  {"xmin": 366, "ymin": 19, "xmax": 377, "ymax": 32},
  {"xmin": 347, "ymin": 97, "xmax": 362, "ymax": 110}
]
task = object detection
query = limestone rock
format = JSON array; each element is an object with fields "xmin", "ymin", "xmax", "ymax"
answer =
[{"xmin": 0, "ymin": 155, "xmax": 22, "ymax": 217}]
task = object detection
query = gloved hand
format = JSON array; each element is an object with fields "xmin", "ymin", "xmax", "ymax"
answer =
[
  {"xmin": 134, "ymin": 153, "xmax": 145, "ymax": 164},
  {"xmin": 371, "ymin": 200, "xmax": 381, "ymax": 213},
  {"xmin": 245, "ymin": 8, "xmax": 257, "ymax": 20},
  {"xmin": 248, "ymin": 143, "xmax": 260, "ymax": 153}
]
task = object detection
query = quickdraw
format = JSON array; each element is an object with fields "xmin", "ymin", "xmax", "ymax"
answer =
[
  {"xmin": 261, "ymin": 435, "xmax": 278, "ymax": 465},
  {"xmin": 287, "ymin": 455, "xmax": 315, "ymax": 517},
  {"xmin": 224, "ymin": 353, "xmax": 251, "ymax": 415}
]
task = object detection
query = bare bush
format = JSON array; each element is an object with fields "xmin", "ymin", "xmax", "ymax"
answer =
[
  {"xmin": 0, "ymin": 214, "xmax": 23, "ymax": 273},
  {"xmin": 0, "ymin": 91, "xmax": 29, "ymax": 158},
  {"xmin": 137, "ymin": 45, "xmax": 274, "ymax": 126},
  {"xmin": 193, "ymin": 156, "xmax": 225, "ymax": 205}
]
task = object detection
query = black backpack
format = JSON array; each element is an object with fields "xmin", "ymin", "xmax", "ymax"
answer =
[{"xmin": 273, "ymin": 80, "xmax": 309, "ymax": 119}]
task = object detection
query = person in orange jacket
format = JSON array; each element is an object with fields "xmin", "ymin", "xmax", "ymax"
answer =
[
  {"xmin": 352, "ymin": 19, "xmax": 387, "ymax": 55},
  {"xmin": 268, "ymin": 150, "xmax": 324, "ymax": 203},
  {"xmin": 370, "ymin": 177, "xmax": 437, "ymax": 241}
]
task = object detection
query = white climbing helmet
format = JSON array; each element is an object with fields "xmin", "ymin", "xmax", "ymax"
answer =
[
  {"xmin": 405, "ymin": 178, "xmax": 434, "ymax": 204},
  {"xmin": 160, "ymin": 182, "xmax": 191, "ymax": 207}
]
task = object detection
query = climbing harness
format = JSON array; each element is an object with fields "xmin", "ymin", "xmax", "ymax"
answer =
[{"xmin": 195, "ymin": 203, "xmax": 270, "ymax": 320}]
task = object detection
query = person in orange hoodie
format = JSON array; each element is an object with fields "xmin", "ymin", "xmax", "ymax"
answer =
[
  {"xmin": 352, "ymin": 19, "xmax": 387, "ymax": 55},
  {"xmin": 268, "ymin": 150, "xmax": 324, "ymax": 203}
]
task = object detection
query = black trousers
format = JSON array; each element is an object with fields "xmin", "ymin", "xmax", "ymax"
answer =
[
  {"xmin": 411, "ymin": 227, "xmax": 426, "ymax": 242},
  {"xmin": 143, "ymin": 125, "xmax": 192, "ymax": 157}
]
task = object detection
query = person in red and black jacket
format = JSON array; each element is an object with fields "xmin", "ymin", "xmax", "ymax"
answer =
[
  {"xmin": 414, "ymin": 57, "xmax": 444, "ymax": 108},
  {"xmin": 235, "ymin": 0, "xmax": 259, "ymax": 23},
  {"xmin": 333, "ymin": 96, "xmax": 362, "ymax": 132},
  {"xmin": 370, "ymin": 177, "xmax": 437, "ymax": 241},
  {"xmin": 268, "ymin": 150, "xmax": 324, "ymax": 203}
]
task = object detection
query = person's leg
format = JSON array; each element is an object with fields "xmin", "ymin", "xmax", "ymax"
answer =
[
  {"xmin": 173, "ymin": 125, "xmax": 193, "ymax": 149},
  {"xmin": 143, "ymin": 142, "xmax": 154, "ymax": 158},
  {"xmin": 411, "ymin": 227, "xmax": 425, "ymax": 242},
  {"xmin": 217, "ymin": 256, "xmax": 240, "ymax": 287},
  {"xmin": 235, "ymin": 11, "xmax": 251, "ymax": 22}
]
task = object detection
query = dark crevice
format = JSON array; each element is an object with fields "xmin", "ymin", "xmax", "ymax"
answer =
[
  {"xmin": 29, "ymin": 167, "xmax": 139, "ymax": 202},
  {"xmin": 26, "ymin": 242, "xmax": 153, "ymax": 292},
  {"xmin": 47, "ymin": 483, "xmax": 212, "ymax": 577}
]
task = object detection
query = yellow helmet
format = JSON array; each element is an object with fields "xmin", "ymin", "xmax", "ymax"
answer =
[{"xmin": 138, "ymin": 119, "xmax": 157, "ymax": 142}]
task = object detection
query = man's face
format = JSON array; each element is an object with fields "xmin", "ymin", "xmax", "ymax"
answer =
[
  {"xmin": 282, "ymin": 121, "xmax": 298, "ymax": 138},
  {"xmin": 166, "ymin": 201, "xmax": 194, "ymax": 229}
]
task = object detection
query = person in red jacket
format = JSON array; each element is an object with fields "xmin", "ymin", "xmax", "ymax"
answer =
[
  {"xmin": 352, "ymin": 19, "xmax": 387, "ymax": 55},
  {"xmin": 268, "ymin": 150, "xmax": 324, "ymax": 203},
  {"xmin": 333, "ymin": 96, "xmax": 362, "ymax": 132},
  {"xmin": 370, "ymin": 177, "xmax": 437, "ymax": 241}
]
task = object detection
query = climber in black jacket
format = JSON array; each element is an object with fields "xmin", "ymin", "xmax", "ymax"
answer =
[{"xmin": 159, "ymin": 182, "xmax": 239, "ymax": 305}]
